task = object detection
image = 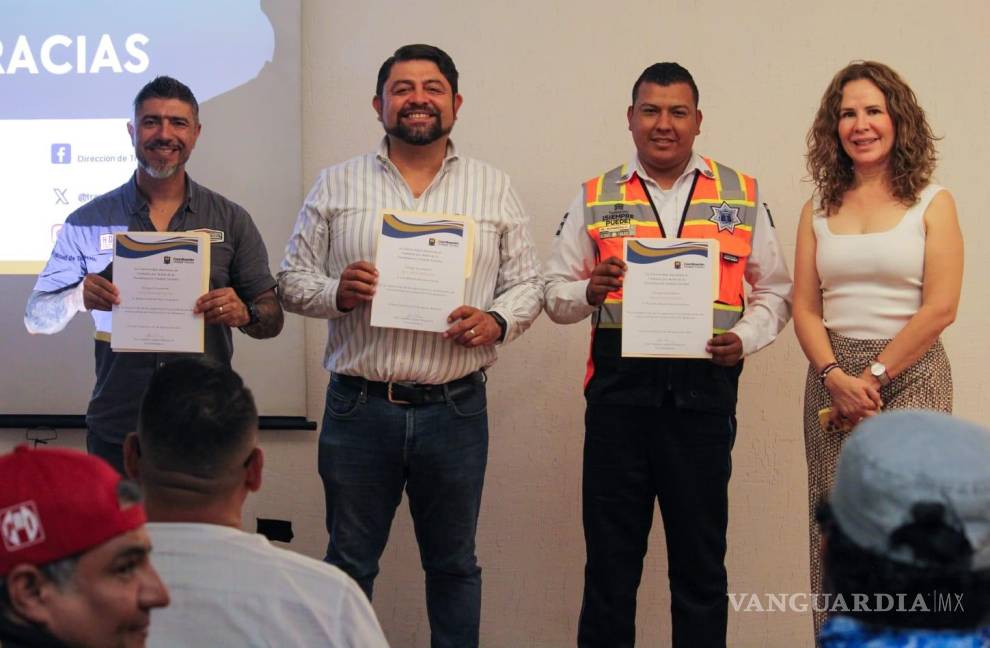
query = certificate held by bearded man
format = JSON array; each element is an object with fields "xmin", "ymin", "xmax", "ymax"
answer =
[
  {"xmin": 111, "ymin": 231, "xmax": 210, "ymax": 353},
  {"xmin": 370, "ymin": 210, "xmax": 472, "ymax": 333}
]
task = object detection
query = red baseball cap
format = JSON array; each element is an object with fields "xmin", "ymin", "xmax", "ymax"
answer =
[{"xmin": 0, "ymin": 446, "xmax": 146, "ymax": 576}]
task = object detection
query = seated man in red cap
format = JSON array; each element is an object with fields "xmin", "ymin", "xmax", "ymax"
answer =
[{"xmin": 0, "ymin": 446, "xmax": 170, "ymax": 648}]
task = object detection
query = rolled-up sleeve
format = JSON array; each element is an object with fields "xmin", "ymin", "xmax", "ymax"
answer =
[{"xmin": 229, "ymin": 207, "xmax": 276, "ymax": 302}]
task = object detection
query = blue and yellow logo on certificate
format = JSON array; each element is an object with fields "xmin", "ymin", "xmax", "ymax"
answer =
[
  {"xmin": 626, "ymin": 240, "xmax": 708, "ymax": 264},
  {"xmin": 381, "ymin": 213, "xmax": 464, "ymax": 239},
  {"xmin": 114, "ymin": 235, "xmax": 201, "ymax": 259}
]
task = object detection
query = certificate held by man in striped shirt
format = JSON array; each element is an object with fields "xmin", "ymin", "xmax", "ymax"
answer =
[{"xmin": 370, "ymin": 210, "xmax": 472, "ymax": 333}]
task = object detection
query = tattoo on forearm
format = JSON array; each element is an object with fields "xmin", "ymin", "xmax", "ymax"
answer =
[
  {"xmin": 24, "ymin": 289, "xmax": 78, "ymax": 335},
  {"xmin": 243, "ymin": 293, "xmax": 283, "ymax": 339}
]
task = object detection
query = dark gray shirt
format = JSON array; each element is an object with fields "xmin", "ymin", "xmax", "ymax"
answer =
[{"xmin": 33, "ymin": 173, "xmax": 275, "ymax": 443}]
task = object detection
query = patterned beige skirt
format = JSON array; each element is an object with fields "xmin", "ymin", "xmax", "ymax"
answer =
[{"xmin": 803, "ymin": 330, "xmax": 952, "ymax": 635}]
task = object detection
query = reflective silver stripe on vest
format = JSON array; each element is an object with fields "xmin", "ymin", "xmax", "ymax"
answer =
[
  {"xmin": 714, "ymin": 307, "xmax": 743, "ymax": 333},
  {"xmin": 592, "ymin": 301, "xmax": 623, "ymax": 328},
  {"xmin": 688, "ymin": 161, "xmax": 759, "ymax": 331},
  {"xmin": 711, "ymin": 160, "xmax": 744, "ymax": 201},
  {"xmin": 596, "ymin": 166, "xmax": 625, "ymax": 202}
]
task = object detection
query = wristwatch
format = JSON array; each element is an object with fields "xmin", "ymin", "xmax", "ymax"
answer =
[
  {"xmin": 487, "ymin": 311, "xmax": 508, "ymax": 343},
  {"xmin": 238, "ymin": 301, "xmax": 260, "ymax": 333},
  {"xmin": 870, "ymin": 361, "xmax": 891, "ymax": 387}
]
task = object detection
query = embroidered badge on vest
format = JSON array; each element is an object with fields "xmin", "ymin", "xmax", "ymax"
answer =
[
  {"xmin": 600, "ymin": 204, "xmax": 635, "ymax": 239},
  {"xmin": 710, "ymin": 201, "xmax": 741, "ymax": 233}
]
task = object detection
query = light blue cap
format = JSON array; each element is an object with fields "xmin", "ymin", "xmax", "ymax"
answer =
[{"xmin": 831, "ymin": 410, "xmax": 990, "ymax": 569}]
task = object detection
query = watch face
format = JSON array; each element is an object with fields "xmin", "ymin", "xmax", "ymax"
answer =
[{"xmin": 871, "ymin": 362, "xmax": 887, "ymax": 378}]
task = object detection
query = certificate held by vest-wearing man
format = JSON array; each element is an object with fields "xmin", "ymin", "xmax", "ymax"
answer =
[
  {"xmin": 621, "ymin": 237, "xmax": 718, "ymax": 358},
  {"xmin": 370, "ymin": 210, "xmax": 470, "ymax": 332}
]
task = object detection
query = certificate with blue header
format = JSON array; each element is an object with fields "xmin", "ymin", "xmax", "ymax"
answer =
[
  {"xmin": 621, "ymin": 238, "xmax": 719, "ymax": 358},
  {"xmin": 111, "ymin": 231, "xmax": 211, "ymax": 353},
  {"xmin": 370, "ymin": 210, "xmax": 471, "ymax": 333}
]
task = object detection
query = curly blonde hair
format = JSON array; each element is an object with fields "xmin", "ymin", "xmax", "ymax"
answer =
[{"xmin": 806, "ymin": 61, "xmax": 938, "ymax": 215}]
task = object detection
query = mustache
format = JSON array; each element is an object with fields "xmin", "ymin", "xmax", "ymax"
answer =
[
  {"xmin": 399, "ymin": 104, "xmax": 440, "ymax": 117},
  {"xmin": 145, "ymin": 139, "xmax": 182, "ymax": 150}
]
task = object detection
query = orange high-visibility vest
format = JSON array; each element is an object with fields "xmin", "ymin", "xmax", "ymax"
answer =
[{"xmin": 581, "ymin": 158, "xmax": 758, "ymax": 335}]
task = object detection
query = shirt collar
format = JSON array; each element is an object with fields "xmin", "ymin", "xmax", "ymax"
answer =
[
  {"xmin": 148, "ymin": 521, "xmax": 244, "ymax": 537},
  {"xmin": 618, "ymin": 151, "xmax": 711, "ymax": 187},
  {"xmin": 122, "ymin": 171, "xmax": 198, "ymax": 217},
  {"xmin": 147, "ymin": 521, "xmax": 271, "ymax": 547},
  {"xmin": 375, "ymin": 136, "xmax": 459, "ymax": 167}
]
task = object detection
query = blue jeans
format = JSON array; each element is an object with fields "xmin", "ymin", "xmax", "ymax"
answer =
[
  {"xmin": 318, "ymin": 374, "xmax": 489, "ymax": 648},
  {"xmin": 86, "ymin": 432, "xmax": 125, "ymax": 475}
]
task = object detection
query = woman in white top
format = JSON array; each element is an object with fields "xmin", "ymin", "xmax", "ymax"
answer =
[{"xmin": 793, "ymin": 60, "xmax": 964, "ymax": 635}]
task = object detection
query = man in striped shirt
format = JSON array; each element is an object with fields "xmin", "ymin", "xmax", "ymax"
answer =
[{"xmin": 278, "ymin": 44, "xmax": 542, "ymax": 647}]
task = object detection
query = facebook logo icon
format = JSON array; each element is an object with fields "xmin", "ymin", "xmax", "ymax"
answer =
[{"xmin": 50, "ymin": 144, "xmax": 71, "ymax": 164}]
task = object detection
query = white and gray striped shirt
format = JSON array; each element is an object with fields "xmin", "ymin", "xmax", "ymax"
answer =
[{"xmin": 278, "ymin": 138, "xmax": 543, "ymax": 384}]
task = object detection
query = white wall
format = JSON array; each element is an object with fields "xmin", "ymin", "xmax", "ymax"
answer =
[
  {"xmin": 290, "ymin": 1, "xmax": 990, "ymax": 646},
  {"xmin": 5, "ymin": 2, "xmax": 988, "ymax": 647}
]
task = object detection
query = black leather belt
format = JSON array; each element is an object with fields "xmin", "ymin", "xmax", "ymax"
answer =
[{"xmin": 332, "ymin": 371, "xmax": 485, "ymax": 406}]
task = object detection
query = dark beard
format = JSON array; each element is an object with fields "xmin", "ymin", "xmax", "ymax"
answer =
[{"xmin": 385, "ymin": 117, "xmax": 451, "ymax": 146}]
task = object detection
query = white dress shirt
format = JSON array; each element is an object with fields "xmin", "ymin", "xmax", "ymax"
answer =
[
  {"xmin": 147, "ymin": 523, "xmax": 389, "ymax": 648},
  {"xmin": 544, "ymin": 152, "xmax": 792, "ymax": 356},
  {"xmin": 278, "ymin": 138, "xmax": 543, "ymax": 383}
]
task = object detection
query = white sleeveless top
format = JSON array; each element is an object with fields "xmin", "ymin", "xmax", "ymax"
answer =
[{"xmin": 814, "ymin": 184, "xmax": 943, "ymax": 339}]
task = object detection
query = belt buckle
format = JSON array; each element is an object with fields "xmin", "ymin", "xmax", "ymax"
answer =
[{"xmin": 387, "ymin": 382, "xmax": 412, "ymax": 405}]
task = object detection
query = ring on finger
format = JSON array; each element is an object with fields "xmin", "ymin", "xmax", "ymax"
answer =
[
  {"xmin": 469, "ymin": 328, "xmax": 476, "ymax": 338},
  {"xmin": 219, "ymin": 305, "xmax": 224, "ymax": 314}
]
